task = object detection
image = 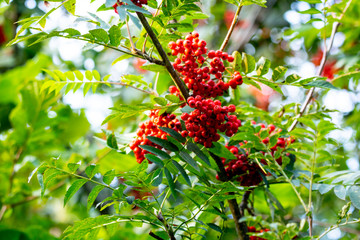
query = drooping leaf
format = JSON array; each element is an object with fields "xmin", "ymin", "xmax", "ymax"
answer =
[
  {"xmin": 256, "ymin": 57, "xmax": 271, "ymax": 76},
  {"xmin": 348, "ymin": 186, "xmax": 360, "ymax": 209},
  {"xmin": 108, "ymin": 25, "xmax": 121, "ymax": 46},
  {"xmin": 87, "ymin": 185, "xmax": 105, "ymax": 211},
  {"xmin": 141, "ymin": 64, "xmax": 167, "ymax": 72},
  {"xmin": 305, "ymin": 80, "xmax": 338, "ymax": 89},
  {"xmin": 139, "ymin": 145, "xmax": 171, "ymax": 159},
  {"xmin": 85, "ymin": 165, "xmax": 99, "ymax": 179},
  {"xmin": 172, "ymin": 160, "xmax": 191, "ymax": 187},
  {"xmin": 153, "ymin": 97, "xmax": 167, "ymax": 106},
  {"xmin": 164, "ymin": 168, "xmax": 177, "ymax": 199},
  {"xmin": 147, "ymin": 136, "xmax": 179, "ymax": 152},
  {"xmin": 89, "ymin": 28, "xmax": 110, "ymax": 43},
  {"xmin": 208, "ymin": 142, "xmax": 236, "ymax": 160},
  {"xmin": 272, "ymin": 66, "xmax": 287, "ymax": 81},
  {"xmin": 145, "ymin": 154, "xmax": 164, "ymax": 167},
  {"xmin": 178, "ymin": 151, "xmax": 199, "ymax": 170},
  {"xmin": 186, "ymin": 142, "xmax": 211, "ymax": 166},
  {"xmin": 64, "ymin": 179, "xmax": 88, "ymax": 206},
  {"xmin": 159, "ymin": 127, "xmax": 186, "ymax": 143},
  {"xmin": 103, "ymin": 169, "xmax": 116, "ymax": 185},
  {"xmin": 241, "ymin": 53, "xmax": 256, "ymax": 74},
  {"xmin": 107, "ymin": 133, "xmax": 119, "ymax": 150}
]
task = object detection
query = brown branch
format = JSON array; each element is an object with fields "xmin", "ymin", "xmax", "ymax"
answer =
[
  {"xmin": 240, "ymin": 190, "xmax": 252, "ymax": 216},
  {"xmin": 287, "ymin": 0, "xmax": 352, "ymax": 132},
  {"xmin": 149, "ymin": 231, "xmax": 165, "ymax": 240},
  {"xmin": 136, "ymin": 12, "xmax": 190, "ymax": 100},
  {"xmin": 142, "ymin": 0, "xmax": 165, "ymax": 53},
  {"xmin": 210, "ymin": 152, "xmax": 249, "ymax": 240},
  {"xmin": 156, "ymin": 212, "xmax": 176, "ymax": 240},
  {"xmin": 220, "ymin": 3, "xmax": 243, "ymax": 52}
]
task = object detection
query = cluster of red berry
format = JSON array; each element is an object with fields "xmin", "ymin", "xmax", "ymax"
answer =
[
  {"xmin": 220, "ymin": 147, "xmax": 263, "ymax": 186},
  {"xmin": 113, "ymin": 0, "xmax": 148, "ymax": 12},
  {"xmin": 129, "ymin": 110, "xmax": 181, "ymax": 163},
  {"xmin": 248, "ymin": 226, "xmax": 269, "ymax": 240},
  {"xmin": 168, "ymin": 32, "xmax": 243, "ymax": 98},
  {"xmin": 130, "ymin": 32, "xmax": 243, "ymax": 162},
  {"xmin": 217, "ymin": 122, "xmax": 294, "ymax": 186},
  {"xmin": 180, "ymin": 97, "xmax": 240, "ymax": 148}
]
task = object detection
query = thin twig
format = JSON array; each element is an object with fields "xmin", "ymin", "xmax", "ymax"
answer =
[
  {"xmin": 125, "ymin": 17, "xmax": 136, "ymax": 53},
  {"xmin": 220, "ymin": 3, "xmax": 243, "ymax": 52},
  {"xmin": 317, "ymin": 219, "xmax": 360, "ymax": 239},
  {"xmin": 210, "ymin": 152, "xmax": 249, "ymax": 240},
  {"xmin": 59, "ymin": 35, "xmax": 165, "ymax": 66},
  {"xmin": 287, "ymin": 0, "xmax": 353, "ymax": 132},
  {"xmin": 136, "ymin": 12, "xmax": 190, "ymax": 100}
]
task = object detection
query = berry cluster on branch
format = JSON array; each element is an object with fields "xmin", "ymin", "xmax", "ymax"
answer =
[
  {"xmin": 180, "ymin": 97, "xmax": 240, "ymax": 148},
  {"xmin": 168, "ymin": 32, "xmax": 242, "ymax": 98},
  {"xmin": 129, "ymin": 110, "xmax": 181, "ymax": 163},
  {"xmin": 130, "ymin": 33, "xmax": 245, "ymax": 162},
  {"xmin": 218, "ymin": 122, "xmax": 295, "ymax": 186}
]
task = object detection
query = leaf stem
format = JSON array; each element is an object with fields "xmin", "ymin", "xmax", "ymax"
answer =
[{"xmin": 220, "ymin": 2, "xmax": 243, "ymax": 52}]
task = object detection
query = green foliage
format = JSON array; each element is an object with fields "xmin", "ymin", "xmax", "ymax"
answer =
[{"xmin": 1, "ymin": 0, "xmax": 360, "ymax": 240}]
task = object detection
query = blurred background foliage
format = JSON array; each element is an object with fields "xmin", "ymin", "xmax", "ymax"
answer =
[{"xmin": 0, "ymin": 0, "xmax": 359, "ymax": 239}]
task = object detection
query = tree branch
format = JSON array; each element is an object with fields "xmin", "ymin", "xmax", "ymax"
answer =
[
  {"xmin": 142, "ymin": 0, "xmax": 165, "ymax": 53},
  {"xmin": 287, "ymin": 0, "xmax": 353, "ymax": 132},
  {"xmin": 240, "ymin": 190, "xmax": 252, "ymax": 215},
  {"xmin": 136, "ymin": 12, "xmax": 190, "ymax": 100},
  {"xmin": 59, "ymin": 35, "xmax": 165, "ymax": 66},
  {"xmin": 149, "ymin": 231, "xmax": 165, "ymax": 240},
  {"xmin": 220, "ymin": 3, "xmax": 243, "ymax": 52},
  {"xmin": 210, "ymin": 152, "xmax": 249, "ymax": 240}
]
